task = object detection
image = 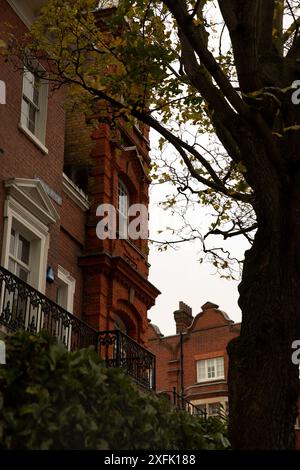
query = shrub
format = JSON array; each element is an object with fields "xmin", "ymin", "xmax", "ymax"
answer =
[{"xmin": 0, "ymin": 331, "xmax": 230, "ymax": 450}]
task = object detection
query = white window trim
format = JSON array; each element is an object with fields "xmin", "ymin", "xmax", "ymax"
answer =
[
  {"xmin": 20, "ymin": 64, "xmax": 48, "ymax": 149},
  {"xmin": 192, "ymin": 397, "xmax": 229, "ymax": 417},
  {"xmin": 196, "ymin": 356, "xmax": 225, "ymax": 383},
  {"xmin": 62, "ymin": 173, "xmax": 90, "ymax": 211},
  {"xmin": 57, "ymin": 266, "xmax": 76, "ymax": 314},
  {"xmin": 18, "ymin": 122, "xmax": 48, "ymax": 154},
  {"xmin": 118, "ymin": 179, "xmax": 129, "ymax": 239},
  {"xmin": 2, "ymin": 178, "xmax": 59, "ymax": 293},
  {"xmin": 4, "ymin": 178, "xmax": 59, "ymax": 225},
  {"xmin": 1, "ymin": 198, "xmax": 49, "ymax": 293},
  {"xmin": 9, "ymin": 228, "xmax": 31, "ymax": 281}
]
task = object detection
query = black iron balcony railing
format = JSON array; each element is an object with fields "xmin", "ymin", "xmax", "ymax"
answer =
[
  {"xmin": 171, "ymin": 387, "xmax": 207, "ymax": 418},
  {"xmin": 0, "ymin": 265, "xmax": 156, "ymax": 391},
  {"xmin": 0, "ymin": 265, "xmax": 98, "ymax": 351},
  {"xmin": 98, "ymin": 330, "xmax": 156, "ymax": 390}
]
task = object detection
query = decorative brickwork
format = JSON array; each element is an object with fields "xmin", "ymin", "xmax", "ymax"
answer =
[
  {"xmin": 0, "ymin": 0, "xmax": 159, "ymax": 348},
  {"xmin": 148, "ymin": 301, "xmax": 240, "ymax": 407}
]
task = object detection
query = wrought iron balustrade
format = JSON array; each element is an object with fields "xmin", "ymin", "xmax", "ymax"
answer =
[
  {"xmin": 0, "ymin": 265, "xmax": 98, "ymax": 351},
  {"xmin": 171, "ymin": 388, "xmax": 207, "ymax": 419},
  {"xmin": 98, "ymin": 330, "xmax": 156, "ymax": 390},
  {"xmin": 0, "ymin": 266, "xmax": 156, "ymax": 391}
]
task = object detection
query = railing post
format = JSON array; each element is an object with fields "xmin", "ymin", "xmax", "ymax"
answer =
[{"xmin": 173, "ymin": 387, "xmax": 176, "ymax": 407}]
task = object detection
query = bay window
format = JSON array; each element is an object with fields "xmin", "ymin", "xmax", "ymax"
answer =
[{"xmin": 197, "ymin": 356, "xmax": 225, "ymax": 382}]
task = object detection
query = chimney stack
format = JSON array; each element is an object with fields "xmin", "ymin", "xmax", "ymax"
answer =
[{"xmin": 174, "ymin": 301, "xmax": 193, "ymax": 334}]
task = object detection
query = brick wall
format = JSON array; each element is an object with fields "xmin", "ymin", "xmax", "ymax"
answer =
[
  {"xmin": 0, "ymin": 0, "xmax": 87, "ymax": 320},
  {"xmin": 65, "ymin": 104, "xmax": 159, "ymax": 343},
  {"xmin": 0, "ymin": 0, "xmax": 159, "ymax": 343},
  {"xmin": 148, "ymin": 301, "xmax": 240, "ymax": 401}
]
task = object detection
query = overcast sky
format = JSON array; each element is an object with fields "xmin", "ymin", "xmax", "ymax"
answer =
[
  {"xmin": 146, "ymin": 131, "xmax": 250, "ymax": 337},
  {"xmin": 143, "ymin": 5, "xmax": 251, "ymax": 336}
]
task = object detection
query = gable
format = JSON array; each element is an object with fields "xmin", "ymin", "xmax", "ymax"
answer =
[
  {"xmin": 4, "ymin": 178, "xmax": 59, "ymax": 225},
  {"xmin": 188, "ymin": 301, "xmax": 233, "ymax": 332}
]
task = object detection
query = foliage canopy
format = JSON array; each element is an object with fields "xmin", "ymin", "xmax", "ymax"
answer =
[{"xmin": 0, "ymin": 331, "xmax": 229, "ymax": 450}]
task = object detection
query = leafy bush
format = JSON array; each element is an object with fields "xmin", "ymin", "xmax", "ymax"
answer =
[{"xmin": 0, "ymin": 331, "xmax": 229, "ymax": 450}]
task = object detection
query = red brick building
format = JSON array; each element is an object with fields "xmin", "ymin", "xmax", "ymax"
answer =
[
  {"xmin": 148, "ymin": 301, "xmax": 240, "ymax": 415},
  {"xmin": 148, "ymin": 301, "xmax": 300, "ymax": 447},
  {"xmin": 0, "ymin": 0, "xmax": 159, "ymax": 387}
]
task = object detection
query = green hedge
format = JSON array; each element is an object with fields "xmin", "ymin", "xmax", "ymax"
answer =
[{"xmin": 0, "ymin": 331, "xmax": 229, "ymax": 450}]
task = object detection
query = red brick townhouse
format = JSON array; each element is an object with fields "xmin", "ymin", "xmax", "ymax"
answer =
[
  {"xmin": 0, "ymin": 0, "xmax": 160, "ymax": 389},
  {"xmin": 147, "ymin": 301, "xmax": 241, "ymax": 415},
  {"xmin": 148, "ymin": 301, "xmax": 300, "ymax": 447}
]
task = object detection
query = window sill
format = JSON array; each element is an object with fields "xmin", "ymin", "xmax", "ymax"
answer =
[
  {"xmin": 18, "ymin": 123, "xmax": 48, "ymax": 155},
  {"xmin": 62, "ymin": 173, "xmax": 90, "ymax": 211},
  {"xmin": 196, "ymin": 378, "xmax": 225, "ymax": 384}
]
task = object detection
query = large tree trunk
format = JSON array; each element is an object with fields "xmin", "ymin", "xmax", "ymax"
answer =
[{"xmin": 228, "ymin": 192, "xmax": 300, "ymax": 449}]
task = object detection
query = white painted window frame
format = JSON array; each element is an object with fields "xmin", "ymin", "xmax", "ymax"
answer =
[
  {"xmin": 1, "ymin": 196, "xmax": 50, "ymax": 293},
  {"xmin": 57, "ymin": 266, "xmax": 76, "ymax": 314},
  {"xmin": 118, "ymin": 179, "xmax": 129, "ymax": 239},
  {"xmin": 192, "ymin": 397, "xmax": 229, "ymax": 418},
  {"xmin": 196, "ymin": 356, "xmax": 225, "ymax": 383},
  {"xmin": 20, "ymin": 64, "xmax": 48, "ymax": 150}
]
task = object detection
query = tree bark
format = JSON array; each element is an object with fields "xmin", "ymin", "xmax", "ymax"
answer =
[{"xmin": 228, "ymin": 191, "xmax": 300, "ymax": 449}]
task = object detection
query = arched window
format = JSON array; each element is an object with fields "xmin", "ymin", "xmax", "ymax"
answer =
[{"xmin": 118, "ymin": 179, "xmax": 129, "ymax": 239}]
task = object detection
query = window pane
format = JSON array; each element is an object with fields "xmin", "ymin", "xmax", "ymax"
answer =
[
  {"xmin": 21, "ymin": 98, "xmax": 28, "ymax": 127},
  {"xmin": 119, "ymin": 213, "xmax": 128, "ymax": 238},
  {"xmin": 56, "ymin": 285, "xmax": 62, "ymax": 306},
  {"xmin": 207, "ymin": 359, "xmax": 216, "ymax": 378},
  {"xmin": 8, "ymin": 258, "xmax": 16, "ymax": 274},
  {"xmin": 208, "ymin": 402, "xmax": 221, "ymax": 416},
  {"xmin": 197, "ymin": 360, "xmax": 206, "ymax": 381},
  {"xmin": 119, "ymin": 195, "xmax": 127, "ymax": 214},
  {"xmin": 56, "ymin": 284, "xmax": 68, "ymax": 310},
  {"xmin": 216, "ymin": 357, "xmax": 224, "ymax": 378},
  {"xmin": 9, "ymin": 229, "xmax": 16, "ymax": 255},
  {"xmin": 33, "ymin": 78, "xmax": 40, "ymax": 106},
  {"xmin": 28, "ymin": 103, "xmax": 37, "ymax": 134},
  {"xmin": 118, "ymin": 181, "xmax": 128, "ymax": 237},
  {"xmin": 118, "ymin": 181, "xmax": 128, "ymax": 215},
  {"xmin": 18, "ymin": 235, "xmax": 30, "ymax": 265},
  {"xmin": 16, "ymin": 265, "xmax": 29, "ymax": 282},
  {"xmin": 22, "ymin": 68, "xmax": 42, "ymax": 138},
  {"xmin": 197, "ymin": 404, "xmax": 207, "ymax": 415},
  {"xmin": 23, "ymin": 70, "xmax": 35, "ymax": 102}
]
